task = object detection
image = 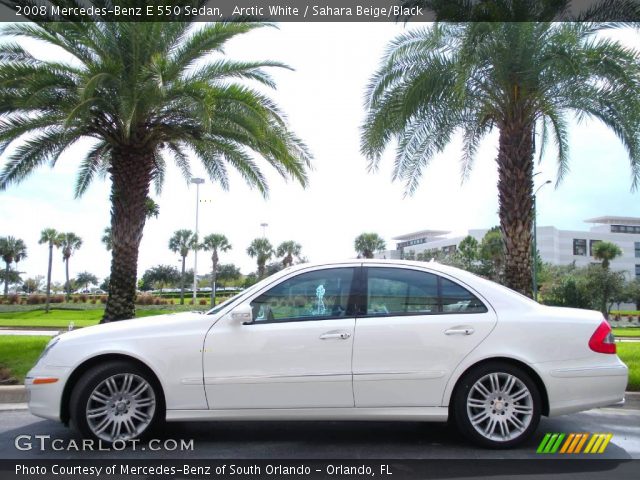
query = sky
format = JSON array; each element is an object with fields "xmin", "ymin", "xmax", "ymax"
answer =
[{"xmin": 0, "ymin": 22, "xmax": 639, "ymax": 286}]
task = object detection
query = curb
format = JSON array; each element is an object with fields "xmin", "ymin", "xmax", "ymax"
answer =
[{"xmin": 0, "ymin": 385, "xmax": 27, "ymax": 403}]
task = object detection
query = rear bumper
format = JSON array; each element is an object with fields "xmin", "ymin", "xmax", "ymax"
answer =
[{"xmin": 539, "ymin": 361, "xmax": 628, "ymax": 416}]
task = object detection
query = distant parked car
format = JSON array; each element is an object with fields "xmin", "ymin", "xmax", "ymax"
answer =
[{"xmin": 26, "ymin": 260, "xmax": 627, "ymax": 448}]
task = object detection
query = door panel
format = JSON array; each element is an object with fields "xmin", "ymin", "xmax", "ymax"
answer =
[
  {"xmin": 203, "ymin": 266, "xmax": 357, "ymax": 409},
  {"xmin": 352, "ymin": 267, "xmax": 497, "ymax": 407}
]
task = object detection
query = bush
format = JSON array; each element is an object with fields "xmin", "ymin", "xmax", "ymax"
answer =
[
  {"xmin": 72, "ymin": 297, "xmax": 79, "ymax": 303},
  {"xmin": 51, "ymin": 295, "xmax": 65, "ymax": 303},
  {"xmin": 99, "ymin": 295, "xmax": 107, "ymax": 304},
  {"xmin": 90, "ymin": 298, "xmax": 97, "ymax": 304},
  {"xmin": 6, "ymin": 294, "xmax": 19, "ymax": 305},
  {"xmin": 79, "ymin": 294, "xmax": 88, "ymax": 303},
  {"xmin": 199, "ymin": 299, "xmax": 207, "ymax": 305},
  {"xmin": 26, "ymin": 294, "xmax": 44, "ymax": 305},
  {"xmin": 135, "ymin": 294, "xmax": 155, "ymax": 306}
]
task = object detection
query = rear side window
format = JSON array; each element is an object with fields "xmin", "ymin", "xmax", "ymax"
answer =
[{"xmin": 366, "ymin": 268, "xmax": 487, "ymax": 316}]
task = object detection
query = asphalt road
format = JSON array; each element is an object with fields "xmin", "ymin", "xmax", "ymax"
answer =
[{"xmin": 0, "ymin": 406, "xmax": 638, "ymax": 460}]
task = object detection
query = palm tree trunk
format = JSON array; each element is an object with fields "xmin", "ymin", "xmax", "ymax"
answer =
[
  {"xmin": 497, "ymin": 117, "xmax": 535, "ymax": 296},
  {"xmin": 180, "ymin": 256, "xmax": 186, "ymax": 305},
  {"xmin": 103, "ymin": 149, "xmax": 153, "ymax": 322},
  {"xmin": 3, "ymin": 261, "xmax": 9, "ymax": 296},
  {"xmin": 211, "ymin": 255, "xmax": 218, "ymax": 307},
  {"xmin": 45, "ymin": 242, "xmax": 53, "ymax": 313},
  {"xmin": 64, "ymin": 258, "xmax": 70, "ymax": 302}
]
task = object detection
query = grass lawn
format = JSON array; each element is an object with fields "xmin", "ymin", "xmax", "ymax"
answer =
[
  {"xmin": 0, "ymin": 335, "xmax": 50, "ymax": 383},
  {"xmin": 0, "ymin": 309, "xmax": 171, "ymax": 328},
  {"xmin": 618, "ymin": 343, "xmax": 640, "ymax": 392},
  {"xmin": 613, "ymin": 327, "xmax": 640, "ymax": 338}
]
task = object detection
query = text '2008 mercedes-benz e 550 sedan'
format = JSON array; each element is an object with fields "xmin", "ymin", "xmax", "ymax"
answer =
[{"xmin": 26, "ymin": 260, "xmax": 628, "ymax": 448}]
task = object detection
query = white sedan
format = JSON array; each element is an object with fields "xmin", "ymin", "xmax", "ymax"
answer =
[{"xmin": 26, "ymin": 260, "xmax": 628, "ymax": 448}]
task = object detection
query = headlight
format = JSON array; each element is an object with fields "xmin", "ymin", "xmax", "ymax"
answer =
[{"xmin": 35, "ymin": 337, "xmax": 60, "ymax": 366}]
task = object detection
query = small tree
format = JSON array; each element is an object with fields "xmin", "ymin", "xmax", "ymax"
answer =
[
  {"xmin": 478, "ymin": 227, "xmax": 504, "ymax": 283},
  {"xmin": 0, "ymin": 236, "xmax": 27, "ymax": 296},
  {"xmin": 201, "ymin": 234, "xmax": 232, "ymax": 306},
  {"xmin": 58, "ymin": 232, "xmax": 82, "ymax": 301},
  {"xmin": 458, "ymin": 236, "xmax": 479, "ymax": 271},
  {"xmin": 168, "ymin": 230, "xmax": 197, "ymax": 305},
  {"xmin": 584, "ymin": 265, "xmax": 625, "ymax": 319},
  {"xmin": 217, "ymin": 264, "xmax": 241, "ymax": 288},
  {"xmin": 76, "ymin": 272, "xmax": 98, "ymax": 292},
  {"xmin": 22, "ymin": 276, "xmax": 44, "ymax": 294},
  {"xmin": 354, "ymin": 233, "xmax": 386, "ymax": 259},
  {"xmin": 592, "ymin": 241, "xmax": 623, "ymax": 270},
  {"xmin": 141, "ymin": 265, "xmax": 180, "ymax": 293},
  {"xmin": 277, "ymin": 241, "xmax": 302, "ymax": 268},
  {"xmin": 247, "ymin": 238, "xmax": 274, "ymax": 279},
  {"xmin": 39, "ymin": 228, "xmax": 60, "ymax": 312}
]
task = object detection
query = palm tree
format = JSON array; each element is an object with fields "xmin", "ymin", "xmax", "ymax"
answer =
[
  {"xmin": 169, "ymin": 230, "xmax": 197, "ymax": 305},
  {"xmin": 354, "ymin": 233, "xmax": 386, "ymax": 259},
  {"xmin": 0, "ymin": 236, "xmax": 27, "ymax": 296},
  {"xmin": 101, "ymin": 227, "xmax": 112, "ymax": 252},
  {"xmin": 0, "ymin": 8, "xmax": 311, "ymax": 321},
  {"xmin": 362, "ymin": 21, "xmax": 640, "ymax": 296},
  {"xmin": 592, "ymin": 241, "xmax": 623, "ymax": 270},
  {"xmin": 58, "ymin": 232, "xmax": 82, "ymax": 301},
  {"xmin": 76, "ymin": 272, "xmax": 98, "ymax": 292},
  {"xmin": 276, "ymin": 241, "xmax": 302, "ymax": 268},
  {"xmin": 201, "ymin": 234, "xmax": 232, "ymax": 306},
  {"xmin": 247, "ymin": 238, "xmax": 274, "ymax": 279},
  {"xmin": 101, "ymin": 198, "xmax": 159, "ymax": 253},
  {"xmin": 38, "ymin": 228, "xmax": 60, "ymax": 313}
]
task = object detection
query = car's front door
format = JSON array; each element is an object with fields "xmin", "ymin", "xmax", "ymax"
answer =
[
  {"xmin": 203, "ymin": 266, "xmax": 357, "ymax": 409},
  {"xmin": 352, "ymin": 266, "xmax": 498, "ymax": 407}
]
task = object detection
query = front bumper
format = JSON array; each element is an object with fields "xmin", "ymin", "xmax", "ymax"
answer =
[{"xmin": 25, "ymin": 365, "xmax": 72, "ymax": 422}]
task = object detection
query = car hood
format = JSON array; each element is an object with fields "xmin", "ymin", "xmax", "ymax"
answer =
[{"xmin": 55, "ymin": 311, "xmax": 209, "ymax": 344}]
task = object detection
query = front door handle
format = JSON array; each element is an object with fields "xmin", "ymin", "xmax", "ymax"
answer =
[
  {"xmin": 444, "ymin": 327, "xmax": 475, "ymax": 336},
  {"xmin": 319, "ymin": 331, "xmax": 351, "ymax": 340}
]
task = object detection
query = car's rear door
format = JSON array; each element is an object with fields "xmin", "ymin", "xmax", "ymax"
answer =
[{"xmin": 352, "ymin": 265, "xmax": 497, "ymax": 407}]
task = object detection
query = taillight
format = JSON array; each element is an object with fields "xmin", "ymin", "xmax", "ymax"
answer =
[{"xmin": 589, "ymin": 320, "xmax": 616, "ymax": 354}]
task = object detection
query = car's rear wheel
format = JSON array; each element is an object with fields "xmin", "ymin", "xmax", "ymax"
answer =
[
  {"xmin": 70, "ymin": 361, "xmax": 163, "ymax": 443},
  {"xmin": 452, "ymin": 362, "xmax": 541, "ymax": 448}
]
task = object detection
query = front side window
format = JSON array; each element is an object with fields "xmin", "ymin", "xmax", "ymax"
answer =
[
  {"xmin": 250, "ymin": 268, "xmax": 354, "ymax": 323},
  {"xmin": 366, "ymin": 268, "xmax": 487, "ymax": 316}
]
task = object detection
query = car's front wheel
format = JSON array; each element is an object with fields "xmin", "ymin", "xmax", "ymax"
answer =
[
  {"xmin": 70, "ymin": 361, "xmax": 162, "ymax": 443},
  {"xmin": 452, "ymin": 362, "xmax": 541, "ymax": 448}
]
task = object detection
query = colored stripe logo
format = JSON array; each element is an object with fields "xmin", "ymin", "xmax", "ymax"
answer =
[{"xmin": 537, "ymin": 433, "xmax": 612, "ymax": 454}]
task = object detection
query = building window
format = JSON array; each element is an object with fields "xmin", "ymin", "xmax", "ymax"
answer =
[
  {"xmin": 612, "ymin": 225, "xmax": 640, "ymax": 234},
  {"xmin": 635, "ymin": 242, "xmax": 640, "ymax": 258},
  {"xmin": 589, "ymin": 239, "xmax": 602, "ymax": 256},
  {"xmin": 573, "ymin": 239, "xmax": 587, "ymax": 256},
  {"xmin": 636, "ymin": 265, "xmax": 640, "ymax": 280},
  {"xmin": 442, "ymin": 245, "xmax": 456, "ymax": 255}
]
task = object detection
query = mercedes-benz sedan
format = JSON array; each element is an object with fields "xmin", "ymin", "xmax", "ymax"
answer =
[{"xmin": 26, "ymin": 260, "xmax": 628, "ymax": 448}]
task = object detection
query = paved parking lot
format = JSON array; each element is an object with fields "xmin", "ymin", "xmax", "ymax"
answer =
[{"xmin": 0, "ymin": 406, "xmax": 638, "ymax": 460}]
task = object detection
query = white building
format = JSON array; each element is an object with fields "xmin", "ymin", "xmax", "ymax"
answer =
[{"xmin": 378, "ymin": 216, "xmax": 640, "ymax": 280}]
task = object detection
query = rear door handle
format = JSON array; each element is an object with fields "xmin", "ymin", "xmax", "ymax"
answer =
[
  {"xmin": 444, "ymin": 327, "xmax": 475, "ymax": 336},
  {"xmin": 320, "ymin": 331, "xmax": 351, "ymax": 340}
]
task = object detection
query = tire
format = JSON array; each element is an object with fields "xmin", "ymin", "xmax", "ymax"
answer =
[
  {"xmin": 452, "ymin": 362, "xmax": 541, "ymax": 449},
  {"xmin": 70, "ymin": 360, "xmax": 164, "ymax": 444}
]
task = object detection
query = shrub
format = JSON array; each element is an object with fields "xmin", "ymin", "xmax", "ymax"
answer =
[
  {"xmin": 169, "ymin": 299, "xmax": 175, "ymax": 305},
  {"xmin": 90, "ymin": 298, "xmax": 97, "ymax": 304},
  {"xmin": 26, "ymin": 294, "xmax": 44, "ymax": 305},
  {"xmin": 135, "ymin": 294, "xmax": 154, "ymax": 305},
  {"xmin": 6, "ymin": 294, "xmax": 19, "ymax": 305},
  {"xmin": 72, "ymin": 297, "xmax": 79, "ymax": 303},
  {"xmin": 79, "ymin": 294, "xmax": 88, "ymax": 303},
  {"xmin": 199, "ymin": 299, "xmax": 207, "ymax": 305},
  {"xmin": 49, "ymin": 294, "xmax": 64, "ymax": 303},
  {"xmin": 99, "ymin": 295, "xmax": 108, "ymax": 304}
]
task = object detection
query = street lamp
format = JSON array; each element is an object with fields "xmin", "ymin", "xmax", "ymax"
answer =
[
  {"xmin": 190, "ymin": 177, "xmax": 205, "ymax": 303},
  {"xmin": 532, "ymin": 180, "xmax": 552, "ymax": 301}
]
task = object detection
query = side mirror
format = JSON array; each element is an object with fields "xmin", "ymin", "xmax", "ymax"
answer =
[{"xmin": 230, "ymin": 304, "xmax": 253, "ymax": 325}]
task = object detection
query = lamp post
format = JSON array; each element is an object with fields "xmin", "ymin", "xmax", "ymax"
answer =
[
  {"xmin": 532, "ymin": 180, "xmax": 552, "ymax": 301},
  {"xmin": 190, "ymin": 177, "xmax": 205, "ymax": 303}
]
